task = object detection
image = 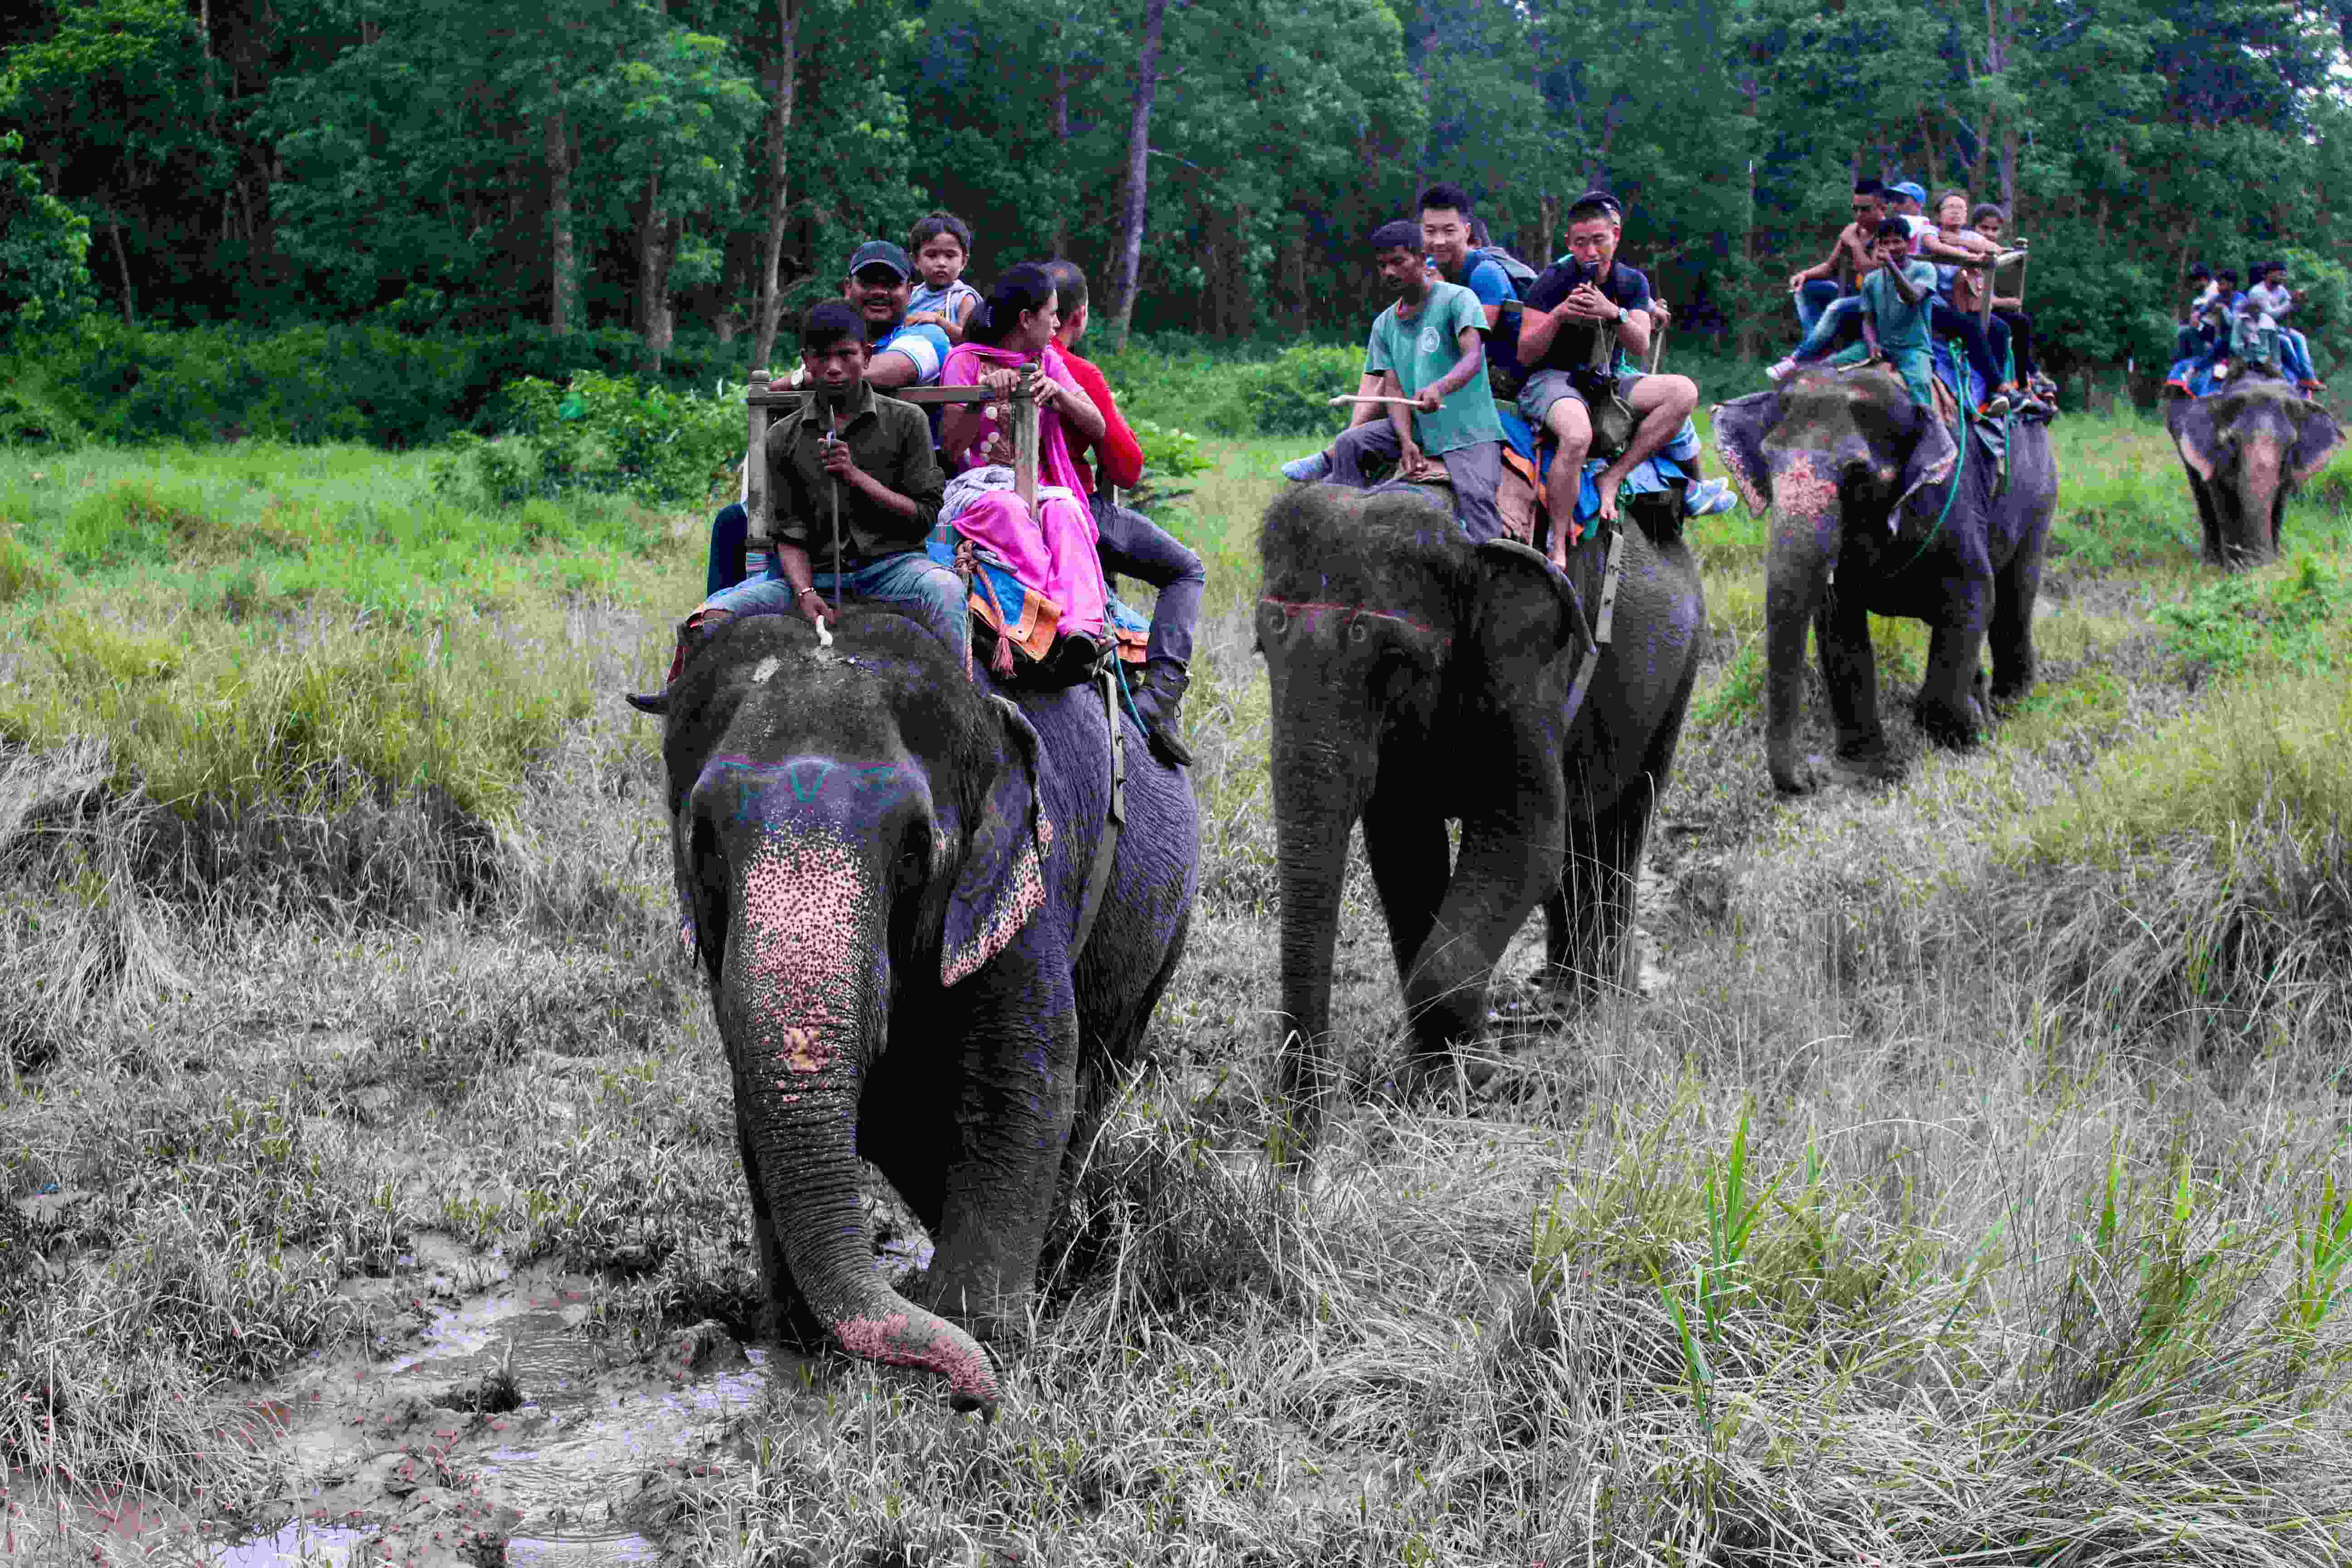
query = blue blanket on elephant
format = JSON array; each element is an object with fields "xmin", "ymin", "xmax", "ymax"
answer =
[
  {"xmin": 924, "ymin": 522, "xmax": 1148, "ymax": 667},
  {"xmin": 2166, "ymin": 355, "xmax": 2229, "ymax": 398},
  {"xmin": 1495, "ymin": 406, "xmax": 1691, "ymax": 537}
]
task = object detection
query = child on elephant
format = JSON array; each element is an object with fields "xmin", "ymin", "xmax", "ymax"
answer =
[{"xmin": 1822, "ymin": 219, "xmax": 1945, "ymax": 414}]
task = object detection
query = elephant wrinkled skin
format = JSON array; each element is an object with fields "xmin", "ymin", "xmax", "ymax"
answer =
[
  {"xmin": 1258, "ymin": 485, "xmax": 1704, "ymax": 1144},
  {"xmin": 657, "ymin": 610, "xmax": 1198, "ymax": 1416},
  {"xmin": 2165, "ymin": 379, "xmax": 2342, "ymax": 568},
  {"xmin": 1712, "ymin": 366, "xmax": 2059, "ymax": 795}
]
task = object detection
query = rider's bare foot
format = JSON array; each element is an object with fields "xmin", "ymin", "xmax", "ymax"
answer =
[{"xmin": 1593, "ymin": 470, "xmax": 1627, "ymax": 522}]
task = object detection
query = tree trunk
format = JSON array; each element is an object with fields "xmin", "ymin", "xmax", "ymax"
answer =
[
  {"xmin": 1051, "ymin": 23, "xmax": 1071, "ymax": 259},
  {"xmin": 545, "ymin": 106, "xmax": 575, "ymax": 335},
  {"xmin": 108, "ymin": 216, "xmax": 135, "ymax": 324},
  {"xmin": 751, "ymin": 0, "xmax": 801, "ymax": 374},
  {"xmin": 1107, "ymin": 0, "xmax": 1168, "ymax": 351},
  {"xmin": 637, "ymin": 173, "xmax": 678, "ymax": 374}
]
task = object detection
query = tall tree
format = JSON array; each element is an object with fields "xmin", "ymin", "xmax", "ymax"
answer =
[
  {"xmin": 749, "ymin": 0, "xmax": 798, "ymax": 372},
  {"xmin": 1107, "ymin": 0, "xmax": 1169, "ymax": 349}
]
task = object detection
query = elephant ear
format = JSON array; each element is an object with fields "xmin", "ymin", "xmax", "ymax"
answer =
[
  {"xmin": 1893, "ymin": 410, "xmax": 1959, "ymax": 516},
  {"xmin": 2292, "ymin": 401, "xmax": 2346, "ymax": 489},
  {"xmin": 1710, "ymin": 391, "xmax": 1779, "ymax": 515},
  {"xmin": 2174, "ymin": 399, "xmax": 2228, "ymax": 482},
  {"xmin": 1474, "ymin": 537, "xmax": 1592, "ymax": 658},
  {"xmin": 942, "ymin": 694, "xmax": 1051, "ymax": 986}
]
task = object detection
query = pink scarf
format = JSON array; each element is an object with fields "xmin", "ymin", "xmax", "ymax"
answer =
[{"xmin": 940, "ymin": 341, "xmax": 1107, "ymax": 643}]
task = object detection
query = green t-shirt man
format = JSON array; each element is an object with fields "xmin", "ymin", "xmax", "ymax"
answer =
[
  {"xmin": 1828, "ymin": 257, "xmax": 1940, "ymax": 409},
  {"xmin": 1365, "ymin": 279, "xmax": 1506, "ymax": 456}
]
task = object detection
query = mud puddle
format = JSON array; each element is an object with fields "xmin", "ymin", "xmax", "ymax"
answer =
[{"xmin": 198, "ymin": 1251, "xmax": 800, "ymax": 1568}]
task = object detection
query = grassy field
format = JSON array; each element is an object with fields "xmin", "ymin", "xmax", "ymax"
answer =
[{"xmin": 8, "ymin": 401, "xmax": 2352, "ymax": 1565}]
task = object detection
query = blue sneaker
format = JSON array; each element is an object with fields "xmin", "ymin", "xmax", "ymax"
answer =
[
  {"xmin": 1280, "ymin": 451, "xmax": 1332, "ymax": 483},
  {"xmin": 1684, "ymin": 477, "xmax": 1738, "ymax": 517}
]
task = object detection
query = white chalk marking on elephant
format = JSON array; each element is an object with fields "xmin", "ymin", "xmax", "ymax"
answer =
[{"xmin": 752, "ymin": 656, "xmax": 781, "ymax": 684}]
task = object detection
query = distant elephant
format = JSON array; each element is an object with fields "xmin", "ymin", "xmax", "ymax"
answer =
[
  {"xmin": 656, "ymin": 610, "xmax": 1198, "ymax": 1416},
  {"xmin": 2165, "ymin": 378, "xmax": 2342, "ymax": 567},
  {"xmin": 1258, "ymin": 484, "xmax": 1703, "ymax": 1142},
  {"xmin": 1712, "ymin": 366, "xmax": 2059, "ymax": 795}
]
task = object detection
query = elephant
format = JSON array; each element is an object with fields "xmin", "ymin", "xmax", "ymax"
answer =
[
  {"xmin": 2165, "ymin": 378, "xmax": 2342, "ymax": 567},
  {"xmin": 1711, "ymin": 365, "xmax": 2059, "ymax": 795},
  {"xmin": 1257, "ymin": 482, "xmax": 1704, "ymax": 1143},
  {"xmin": 654, "ymin": 608, "xmax": 1198, "ymax": 1416}
]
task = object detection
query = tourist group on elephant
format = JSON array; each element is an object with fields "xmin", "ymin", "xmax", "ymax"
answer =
[{"xmin": 617, "ymin": 181, "xmax": 2341, "ymax": 1413}]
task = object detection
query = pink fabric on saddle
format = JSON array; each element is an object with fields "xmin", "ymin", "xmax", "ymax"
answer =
[{"xmin": 941, "ymin": 343, "xmax": 1108, "ymax": 640}]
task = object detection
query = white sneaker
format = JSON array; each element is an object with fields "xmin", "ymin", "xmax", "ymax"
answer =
[
  {"xmin": 1765, "ymin": 358, "xmax": 1798, "ymax": 384},
  {"xmin": 1684, "ymin": 478, "xmax": 1738, "ymax": 517},
  {"xmin": 1280, "ymin": 451, "xmax": 1333, "ymax": 483}
]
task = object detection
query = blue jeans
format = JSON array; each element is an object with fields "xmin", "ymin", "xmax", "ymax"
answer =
[
  {"xmin": 706, "ymin": 503, "xmax": 761, "ymax": 597},
  {"xmin": 704, "ymin": 549, "xmax": 971, "ymax": 670},
  {"xmin": 1794, "ymin": 280, "xmax": 1843, "ymax": 337},
  {"xmin": 1791, "ymin": 296, "xmax": 1863, "ymax": 362},
  {"xmin": 2282, "ymin": 328, "xmax": 2317, "ymax": 382}
]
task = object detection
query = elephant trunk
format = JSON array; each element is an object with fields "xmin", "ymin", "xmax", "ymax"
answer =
[
  {"xmin": 1269, "ymin": 734, "xmax": 1372, "ymax": 1143},
  {"xmin": 1762, "ymin": 449, "xmax": 1846, "ymax": 789},
  {"xmin": 2235, "ymin": 432, "xmax": 2287, "ymax": 561},
  {"xmin": 720, "ymin": 827, "xmax": 999, "ymax": 1414}
]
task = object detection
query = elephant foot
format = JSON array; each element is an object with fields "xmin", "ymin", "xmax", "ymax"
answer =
[
  {"xmin": 910, "ymin": 1274, "xmax": 1034, "ymax": 1351},
  {"xmin": 1989, "ymin": 679, "xmax": 2034, "ymax": 715},
  {"xmin": 1911, "ymin": 695, "xmax": 1984, "ymax": 750}
]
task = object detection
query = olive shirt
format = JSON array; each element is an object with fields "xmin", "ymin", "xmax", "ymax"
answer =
[{"xmin": 762, "ymin": 381, "xmax": 944, "ymax": 573}]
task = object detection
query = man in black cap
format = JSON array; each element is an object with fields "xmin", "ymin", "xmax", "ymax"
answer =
[{"xmin": 705, "ymin": 241, "xmax": 956, "ymax": 598}]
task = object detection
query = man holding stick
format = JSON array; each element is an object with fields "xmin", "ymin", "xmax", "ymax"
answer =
[{"xmin": 1287, "ymin": 220, "xmax": 1509, "ymax": 543}]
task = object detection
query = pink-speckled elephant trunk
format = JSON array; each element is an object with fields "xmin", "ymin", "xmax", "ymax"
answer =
[{"xmin": 711, "ymin": 823, "xmax": 997, "ymax": 1412}]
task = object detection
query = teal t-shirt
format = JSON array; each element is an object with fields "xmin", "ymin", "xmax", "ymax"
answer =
[
  {"xmin": 1365, "ymin": 280, "xmax": 1505, "ymax": 457},
  {"xmin": 1858, "ymin": 260, "xmax": 1940, "ymax": 355}
]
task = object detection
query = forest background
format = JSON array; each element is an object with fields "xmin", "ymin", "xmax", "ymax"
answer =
[{"xmin": 8, "ymin": 0, "xmax": 2352, "ymax": 431}]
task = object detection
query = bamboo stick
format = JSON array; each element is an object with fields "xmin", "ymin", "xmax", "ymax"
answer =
[
  {"xmin": 744, "ymin": 367, "xmax": 771, "ymax": 548},
  {"xmin": 1013, "ymin": 371, "xmax": 1040, "ymax": 512}
]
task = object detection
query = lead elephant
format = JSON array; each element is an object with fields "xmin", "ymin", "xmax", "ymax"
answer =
[
  {"xmin": 1258, "ymin": 484, "xmax": 1704, "ymax": 1144},
  {"xmin": 1712, "ymin": 366, "xmax": 2059, "ymax": 795},
  {"xmin": 655, "ymin": 609, "xmax": 1198, "ymax": 1416},
  {"xmin": 2165, "ymin": 379, "xmax": 2342, "ymax": 567}
]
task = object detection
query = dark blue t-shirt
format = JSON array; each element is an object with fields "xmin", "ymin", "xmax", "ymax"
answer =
[{"xmin": 1523, "ymin": 260, "xmax": 1652, "ymax": 376}]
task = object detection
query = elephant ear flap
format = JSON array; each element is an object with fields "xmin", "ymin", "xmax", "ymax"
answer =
[
  {"xmin": 943, "ymin": 695, "xmax": 1051, "ymax": 986},
  {"xmin": 1475, "ymin": 537, "xmax": 1592, "ymax": 658},
  {"xmin": 2292, "ymin": 402, "xmax": 2346, "ymax": 489},
  {"xmin": 1710, "ymin": 391, "xmax": 1778, "ymax": 515},
  {"xmin": 2175, "ymin": 402, "xmax": 2226, "ymax": 482},
  {"xmin": 1894, "ymin": 413, "xmax": 1959, "ymax": 516}
]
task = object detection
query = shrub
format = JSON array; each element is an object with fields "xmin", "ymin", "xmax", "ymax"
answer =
[
  {"xmin": 432, "ymin": 372, "xmax": 741, "ymax": 510},
  {"xmin": 1233, "ymin": 343, "xmax": 1366, "ymax": 437}
]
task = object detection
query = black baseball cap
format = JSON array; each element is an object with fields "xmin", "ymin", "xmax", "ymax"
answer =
[{"xmin": 846, "ymin": 240, "xmax": 911, "ymax": 279}]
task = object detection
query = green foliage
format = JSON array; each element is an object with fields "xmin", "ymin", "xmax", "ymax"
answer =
[
  {"xmin": 1235, "ymin": 344, "xmax": 1365, "ymax": 438},
  {"xmin": 2156, "ymin": 556, "xmax": 2348, "ymax": 676},
  {"xmin": 0, "ymin": 131, "xmax": 92, "ymax": 339},
  {"xmin": 432, "ymin": 372, "xmax": 741, "ymax": 509}
]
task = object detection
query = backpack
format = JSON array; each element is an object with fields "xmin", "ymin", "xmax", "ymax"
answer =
[{"xmin": 1473, "ymin": 245, "xmax": 1540, "ymax": 291}]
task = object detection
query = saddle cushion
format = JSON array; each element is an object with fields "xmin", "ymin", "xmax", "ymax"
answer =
[{"xmin": 925, "ymin": 523, "xmax": 1147, "ymax": 670}]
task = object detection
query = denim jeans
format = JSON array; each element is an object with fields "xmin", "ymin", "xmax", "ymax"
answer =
[
  {"xmin": 704, "ymin": 549, "xmax": 971, "ymax": 669},
  {"xmin": 1794, "ymin": 279, "xmax": 1844, "ymax": 337},
  {"xmin": 705, "ymin": 503, "xmax": 759, "ymax": 597},
  {"xmin": 1791, "ymin": 296, "xmax": 1864, "ymax": 362},
  {"xmin": 1092, "ymin": 495, "xmax": 1204, "ymax": 669},
  {"xmin": 2282, "ymin": 328, "xmax": 2317, "ymax": 382}
]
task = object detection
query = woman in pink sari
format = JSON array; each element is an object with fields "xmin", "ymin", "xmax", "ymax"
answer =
[{"xmin": 939, "ymin": 265, "xmax": 1112, "ymax": 650}]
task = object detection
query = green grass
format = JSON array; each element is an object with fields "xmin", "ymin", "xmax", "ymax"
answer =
[{"xmin": 10, "ymin": 407, "xmax": 2352, "ymax": 1562}]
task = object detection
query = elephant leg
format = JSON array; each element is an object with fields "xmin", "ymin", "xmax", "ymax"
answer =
[
  {"xmin": 1914, "ymin": 606, "xmax": 1992, "ymax": 748},
  {"xmin": 1363, "ymin": 791, "xmax": 1451, "ymax": 990},
  {"xmin": 2189, "ymin": 472, "xmax": 2225, "ymax": 565},
  {"xmin": 921, "ymin": 948, "xmax": 1081, "ymax": 1346},
  {"xmin": 1814, "ymin": 583, "xmax": 1889, "ymax": 774},
  {"xmin": 1401, "ymin": 824, "xmax": 1563, "ymax": 1065},
  {"xmin": 1989, "ymin": 544, "xmax": 2043, "ymax": 710}
]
